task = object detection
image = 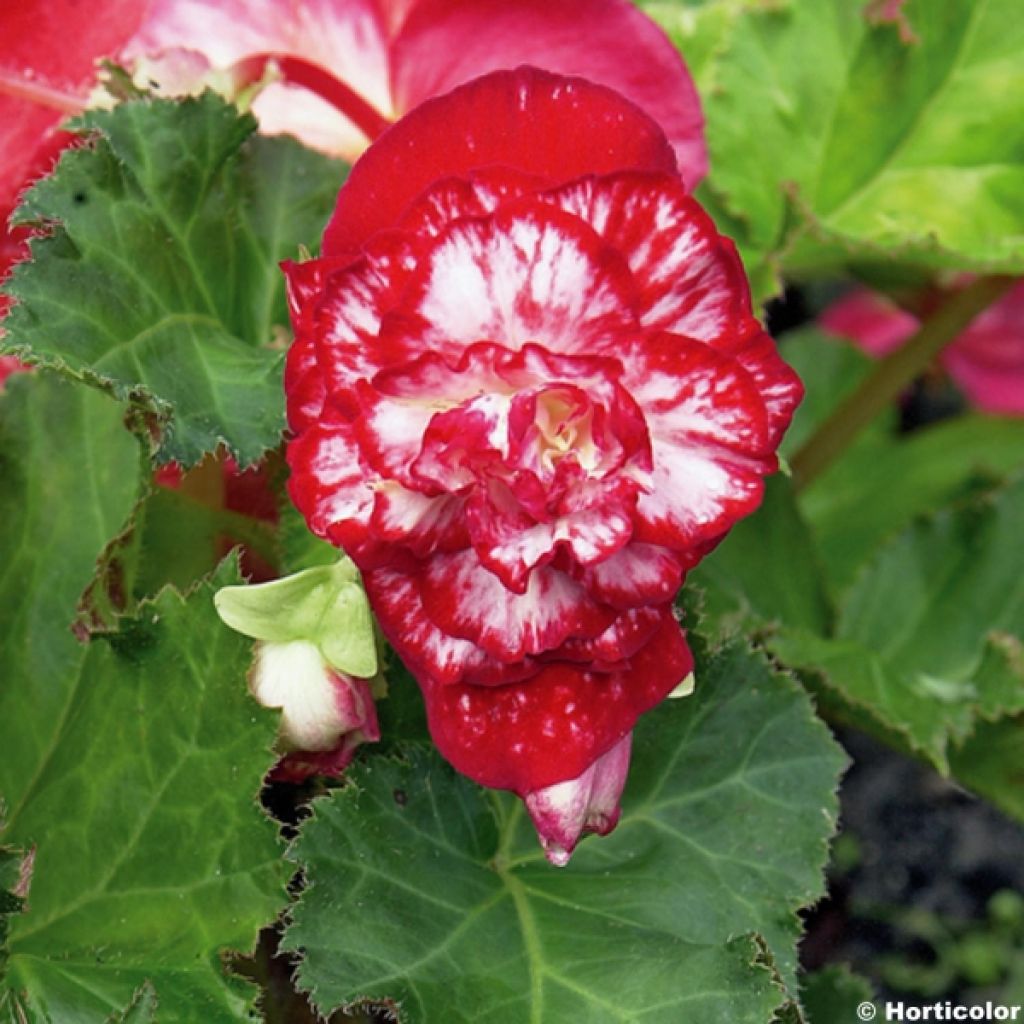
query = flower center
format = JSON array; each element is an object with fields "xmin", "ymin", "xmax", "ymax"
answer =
[{"xmin": 533, "ymin": 386, "xmax": 599, "ymax": 474}]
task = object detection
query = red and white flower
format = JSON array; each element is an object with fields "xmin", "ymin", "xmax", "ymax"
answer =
[{"xmin": 286, "ymin": 68, "xmax": 802, "ymax": 862}]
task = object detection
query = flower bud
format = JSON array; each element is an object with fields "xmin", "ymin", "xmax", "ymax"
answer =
[
  {"xmin": 525, "ymin": 733, "xmax": 633, "ymax": 867},
  {"xmin": 215, "ymin": 558, "xmax": 383, "ymax": 780},
  {"xmin": 250, "ymin": 639, "xmax": 380, "ymax": 782}
]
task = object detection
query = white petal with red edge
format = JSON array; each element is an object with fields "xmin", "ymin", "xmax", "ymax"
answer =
[
  {"xmin": 383, "ymin": 203, "xmax": 638, "ymax": 364},
  {"xmin": 580, "ymin": 543, "xmax": 687, "ymax": 608},
  {"xmin": 633, "ymin": 438, "xmax": 766, "ymax": 551},
  {"xmin": 370, "ymin": 483, "xmax": 466, "ymax": 556},
  {"xmin": 287, "ymin": 419, "xmax": 376, "ymax": 541},
  {"xmin": 364, "ymin": 566, "xmax": 535, "ymax": 685},
  {"xmin": 418, "ymin": 550, "xmax": 615, "ymax": 661},
  {"xmin": 546, "ymin": 173, "xmax": 748, "ymax": 344}
]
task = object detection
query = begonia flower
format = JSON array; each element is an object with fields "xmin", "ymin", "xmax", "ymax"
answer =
[
  {"xmin": 821, "ymin": 285, "xmax": 1024, "ymax": 416},
  {"xmin": 215, "ymin": 559, "xmax": 383, "ymax": 780},
  {"xmin": 285, "ymin": 68, "xmax": 802, "ymax": 862}
]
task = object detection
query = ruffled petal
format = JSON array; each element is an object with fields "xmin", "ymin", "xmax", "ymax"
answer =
[
  {"xmin": 379, "ymin": 200, "xmax": 639, "ymax": 366},
  {"xmin": 364, "ymin": 564, "xmax": 538, "ymax": 685},
  {"xmin": 418, "ymin": 549, "xmax": 615, "ymax": 661},
  {"xmin": 546, "ymin": 172, "xmax": 749, "ymax": 344}
]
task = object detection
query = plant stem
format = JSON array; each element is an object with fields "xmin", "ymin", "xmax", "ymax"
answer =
[{"xmin": 791, "ymin": 275, "xmax": 1016, "ymax": 491}]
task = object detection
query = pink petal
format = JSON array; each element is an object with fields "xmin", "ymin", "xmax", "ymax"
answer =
[
  {"xmin": 322, "ymin": 66, "xmax": 677, "ymax": 256},
  {"xmin": 525, "ymin": 731, "xmax": 632, "ymax": 866},
  {"xmin": 124, "ymin": 0, "xmax": 393, "ymax": 159},
  {"xmin": 819, "ymin": 287, "xmax": 919, "ymax": 358},
  {"xmin": 392, "ymin": 0, "xmax": 705, "ymax": 186},
  {"xmin": 418, "ymin": 550, "xmax": 615, "ymax": 662},
  {"xmin": 421, "ymin": 613, "xmax": 693, "ymax": 793},
  {"xmin": 944, "ymin": 280, "xmax": 1024, "ymax": 415}
]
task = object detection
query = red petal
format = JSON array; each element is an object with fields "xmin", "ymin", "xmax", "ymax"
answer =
[
  {"xmin": 323, "ymin": 66, "xmax": 677, "ymax": 256},
  {"xmin": 421, "ymin": 613, "xmax": 693, "ymax": 793},
  {"xmin": 392, "ymin": 0, "xmax": 706, "ymax": 187}
]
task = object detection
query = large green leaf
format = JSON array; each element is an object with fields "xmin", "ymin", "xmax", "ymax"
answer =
[
  {"xmin": 0, "ymin": 375, "xmax": 286, "ymax": 1022},
  {"xmin": 283, "ymin": 640, "xmax": 845, "ymax": 1022},
  {"xmin": 772, "ymin": 475, "xmax": 1024, "ymax": 772},
  {"xmin": 2, "ymin": 94, "xmax": 344, "ymax": 466},
  {"xmin": 650, "ymin": 0, "xmax": 1024, "ymax": 294}
]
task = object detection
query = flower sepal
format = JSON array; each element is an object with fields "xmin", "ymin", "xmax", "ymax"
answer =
[{"xmin": 214, "ymin": 558, "xmax": 377, "ymax": 679}]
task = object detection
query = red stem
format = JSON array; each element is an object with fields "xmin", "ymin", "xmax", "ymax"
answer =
[{"xmin": 231, "ymin": 54, "xmax": 392, "ymax": 142}]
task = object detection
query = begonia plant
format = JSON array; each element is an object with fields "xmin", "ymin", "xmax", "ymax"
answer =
[{"xmin": 1, "ymin": 0, "xmax": 1023, "ymax": 1021}]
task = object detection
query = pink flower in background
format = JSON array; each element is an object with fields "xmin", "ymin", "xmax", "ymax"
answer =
[
  {"xmin": 285, "ymin": 68, "xmax": 801, "ymax": 863},
  {"xmin": 127, "ymin": 0, "xmax": 707, "ymax": 180},
  {"xmin": 821, "ymin": 285, "xmax": 1024, "ymax": 416}
]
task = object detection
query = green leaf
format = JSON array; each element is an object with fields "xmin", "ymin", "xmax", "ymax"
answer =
[
  {"xmin": 107, "ymin": 983, "xmax": 158, "ymax": 1024},
  {"xmin": 689, "ymin": 473, "xmax": 833, "ymax": 641},
  {"xmin": 2, "ymin": 93, "xmax": 344, "ymax": 467},
  {"xmin": 1, "ymin": 562, "xmax": 287, "ymax": 1023},
  {"xmin": 949, "ymin": 714, "xmax": 1024, "ymax": 824},
  {"xmin": 660, "ymin": 0, "xmax": 1024, "ymax": 293},
  {"xmin": 283, "ymin": 640, "xmax": 845, "ymax": 1021},
  {"xmin": 801, "ymin": 967, "xmax": 874, "ymax": 1024},
  {"xmin": 801, "ymin": 413, "xmax": 1024, "ymax": 592},
  {"xmin": 0, "ymin": 373, "xmax": 140, "ymax": 819},
  {"xmin": 0, "ymin": 375, "xmax": 287, "ymax": 1021},
  {"xmin": 772, "ymin": 475, "xmax": 1024, "ymax": 771}
]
